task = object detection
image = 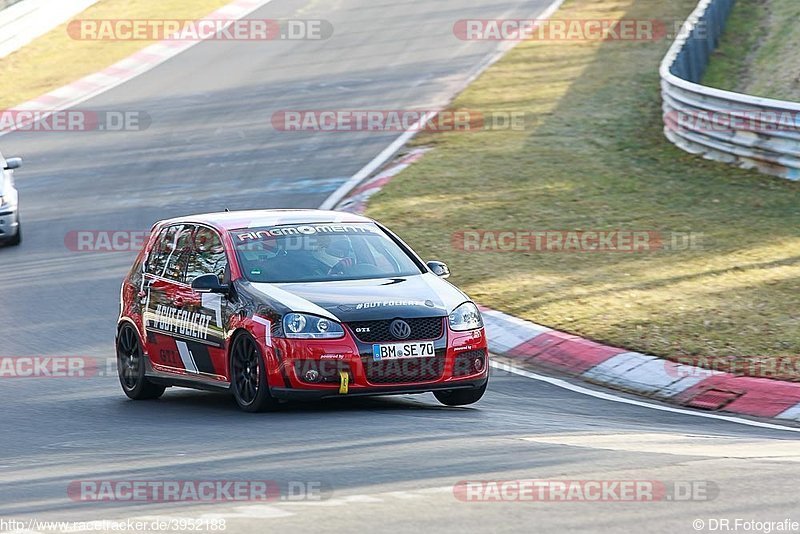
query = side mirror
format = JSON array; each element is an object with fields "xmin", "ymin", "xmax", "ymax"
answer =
[
  {"xmin": 427, "ymin": 260, "xmax": 450, "ymax": 279},
  {"xmin": 3, "ymin": 157, "xmax": 22, "ymax": 170},
  {"xmin": 191, "ymin": 274, "xmax": 229, "ymax": 294}
]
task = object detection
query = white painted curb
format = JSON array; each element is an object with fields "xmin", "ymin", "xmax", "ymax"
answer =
[
  {"xmin": 319, "ymin": 0, "xmax": 568, "ymax": 211},
  {"xmin": 1, "ymin": 0, "xmax": 276, "ymax": 136},
  {"xmin": 0, "ymin": 0, "xmax": 100, "ymax": 59}
]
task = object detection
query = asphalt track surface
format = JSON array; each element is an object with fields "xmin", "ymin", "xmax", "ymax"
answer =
[{"xmin": 1, "ymin": 1, "xmax": 799, "ymax": 533}]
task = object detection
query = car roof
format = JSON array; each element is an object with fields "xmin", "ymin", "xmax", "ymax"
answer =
[{"xmin": 157, "ymin": 209, "xmax": 375, "ymax": 231}]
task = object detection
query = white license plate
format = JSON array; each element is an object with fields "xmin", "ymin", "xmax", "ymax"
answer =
[{"xmin": 372, "ymin": 341, "xmax": 435, "ymax": 361}]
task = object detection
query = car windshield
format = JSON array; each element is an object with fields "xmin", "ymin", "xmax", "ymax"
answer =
[{"xmin": 231, "ymin": 222, "xmax": 424, "ymax": 283}]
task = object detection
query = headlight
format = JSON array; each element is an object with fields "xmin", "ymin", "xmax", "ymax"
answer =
[
  {"xmin": 448, "ymin": 302, "xmax": 483, "ymax": 332},
  {"xmin": 283, "ymin": 313, "xmax": 345, "ymax": 339}
]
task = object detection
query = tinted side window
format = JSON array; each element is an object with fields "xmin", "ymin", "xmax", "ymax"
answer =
[
  {"xmin": 162, "ymin": 225, "xmax": 194, "ymax": 282},
  {"xmin": 144, "ymin": 227, "xmax": 170, "ymax": 276},
  {"xmin": 145, "ymin": 224, "xmax": 194, "ymax": 281},
  {"xmin": 186, "ymin": 227, "xmax": 228, "ymax": 283}
]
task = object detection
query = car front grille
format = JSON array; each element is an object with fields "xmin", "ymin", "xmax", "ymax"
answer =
[
  {"xmin": 348, "ymin": 317, "xmax": 445, "ymax": 343},
  {"xmin": 453, "ymin": 348, "xmax": 487, "ymax": 377},
  {"xmin": 360, "ymin": 349, "xmax": 446, "ymax": 384}
]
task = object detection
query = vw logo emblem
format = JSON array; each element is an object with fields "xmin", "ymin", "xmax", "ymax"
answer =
[{"xmin": 389, "ymin": 319, "xmax": 412, "ymax": 340}]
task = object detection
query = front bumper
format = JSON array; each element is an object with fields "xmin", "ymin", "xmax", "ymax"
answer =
[
  {"xmin": 0, "ymin": 205, "xmax": 18, "ymax": 241},
  {"xmin": 271, "ymin": 375, "xmax": 488, "ymax": 401},
  {"xmin": 265, "ymin": 323, "xmax": 489, "ymax": 397}
]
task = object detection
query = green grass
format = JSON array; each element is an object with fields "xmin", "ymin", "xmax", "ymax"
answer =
[
  {"xmin": 367, "ymin": 0, "xmax": 800, "ymax": 364},
  {"xmin": 702, "ymin": 0, "xmax": 767, "ymax": 93},
  {"xmin": 704, "ymin": 0, "xmax": 800, "ymax": 100},
  {"xmin": 0, "ymin": 0, "xmax": 231, "ymax": 109}
]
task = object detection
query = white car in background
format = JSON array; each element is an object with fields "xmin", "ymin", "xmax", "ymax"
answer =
[{"xmin": 0, "ymin": 151, "xmax": 22, "ymax": 247}]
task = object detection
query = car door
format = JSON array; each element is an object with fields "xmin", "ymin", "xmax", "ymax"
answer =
[
  {"xmin": 180, "ymin": 224, "xmax": 231, "ymax": 381},
  {"xmin": 142, "ymin": 223, "xmax": 196, "ymax": 375}
]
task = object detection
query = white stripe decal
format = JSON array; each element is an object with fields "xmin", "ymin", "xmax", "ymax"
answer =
[
  {"xmin": 253, "ymin": 315, "xmax": 272, "ymax": 347},
  {"xmin": 202, "ymin": 293, "xmax": 223, "ymax": 327},
  {"xmin": 176, "ymin": 341, "xmax": 198, "ymax": 374}
]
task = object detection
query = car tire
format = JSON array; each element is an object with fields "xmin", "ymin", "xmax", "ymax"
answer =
[
  {"xmin": 116, "ymin": 323, "xmax": 166, "ymax": 400},
  {"xmin": 230, "ymin": 332, "xmax": 279, "ymax": 413},
  {"xmin": 433, "ymin": 382, "xmax": 487, "ymax": 406},
  {"xmin": 7, "ymin": 222, "xmax": 21, "ymax": 246}
]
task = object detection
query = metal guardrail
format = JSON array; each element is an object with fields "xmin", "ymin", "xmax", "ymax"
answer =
[{"xmin": 660, "ymin": 0, "xmax": 800, "ymax": 180}]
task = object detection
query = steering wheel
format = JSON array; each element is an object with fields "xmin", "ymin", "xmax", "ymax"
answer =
[{"xmin": 327, "ymin": 257, "xmax": 354, "ymax": 276}]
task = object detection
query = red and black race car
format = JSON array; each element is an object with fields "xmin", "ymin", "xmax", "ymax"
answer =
[{"xmin": 117, "ymin": 209, "xmax": 488, "ymax": 412}]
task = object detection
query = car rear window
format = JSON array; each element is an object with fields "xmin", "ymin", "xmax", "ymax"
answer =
[{"xmin": 230, "ymin": 222, "xmax": 423, "ymax": 283}]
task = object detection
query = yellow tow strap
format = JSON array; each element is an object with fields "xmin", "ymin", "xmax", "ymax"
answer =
[{"xmin": 338, "ymin": 370, "xmax": 349, "ymax": 395}]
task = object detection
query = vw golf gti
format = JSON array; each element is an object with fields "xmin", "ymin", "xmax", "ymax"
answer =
[{"xmin": 117, "ymin": 209, "xmax": 489, "ymax": 412}]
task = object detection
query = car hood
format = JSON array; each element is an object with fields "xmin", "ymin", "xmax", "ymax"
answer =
[{"xmin": 248, "ymin": 273, "xmax": 469, "ymax": 322}]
